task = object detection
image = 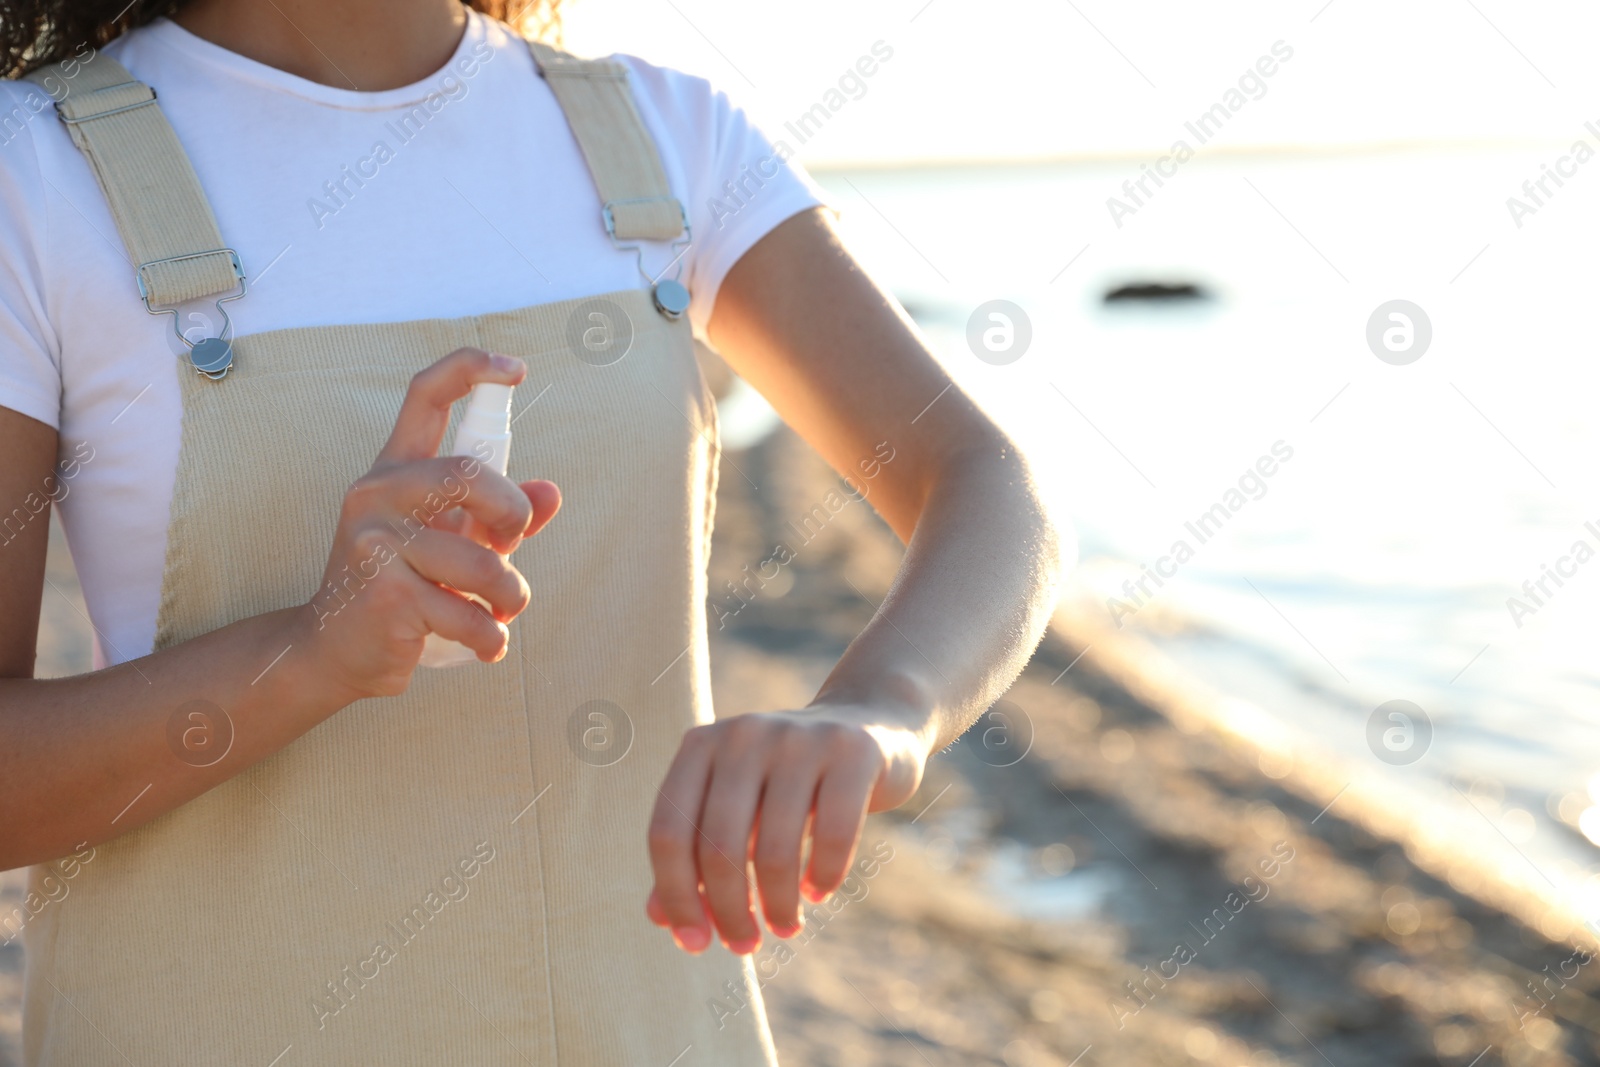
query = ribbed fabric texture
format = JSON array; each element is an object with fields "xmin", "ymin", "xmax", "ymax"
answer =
[
  {"xmin": 20, "ymin": 39, "xmax": 775, "ymax": 1067},
  {"xmin": 23, "ymin": 53, "xmax": 240, "ymax": 306},
  {"xmin": 529, "ymin": 41, "xmax": 688, "ymax": 241}
]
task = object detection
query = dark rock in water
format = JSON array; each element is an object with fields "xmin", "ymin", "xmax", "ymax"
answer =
[
  {"xmin": 896, "ymin": 298, "xmax": 935, "ymax": 324},
  {"xmin": 1102, "ymin": 281, "xmax": 1212, "ymax": 304}
]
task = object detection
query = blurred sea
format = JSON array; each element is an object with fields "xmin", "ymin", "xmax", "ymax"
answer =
[{"xmin": 798, "ymin": 147, "xmax": 1600, "ymax": 926}]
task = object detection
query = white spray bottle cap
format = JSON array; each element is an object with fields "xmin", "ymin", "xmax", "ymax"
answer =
[
  {"xmin": 459, "ymin": 382, "xmax": 513, "ymax": 441},
  {"xmin": 451, "ymin": 382, "xmax": 514, "ymax": 477}
]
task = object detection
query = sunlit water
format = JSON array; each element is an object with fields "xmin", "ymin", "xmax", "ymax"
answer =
[{"xmin": 797, "ymin": 147, "xmax": 1600, "ymax": 922}]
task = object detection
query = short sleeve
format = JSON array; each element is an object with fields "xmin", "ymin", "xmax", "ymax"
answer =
[
  {"xmin": 619, "ymin": 57, "xmax": 831, "ymax": 340},
  {"xmin": 0, "ymin": 81, "xmax": 63, "ymax": 429}
]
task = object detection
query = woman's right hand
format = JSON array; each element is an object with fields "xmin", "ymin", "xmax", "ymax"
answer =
[
  {"xmin": 0, "ymin": 348, "xmax": 559, "ymax": 868},
  {"xmin": 302, "ymin": 348, "xmax": 561, "ymax": 702}
]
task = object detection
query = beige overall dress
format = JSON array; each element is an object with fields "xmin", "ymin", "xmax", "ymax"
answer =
[{"xmin": 21, "ymin": 35, "xmax": 777, "ymax": 1067}]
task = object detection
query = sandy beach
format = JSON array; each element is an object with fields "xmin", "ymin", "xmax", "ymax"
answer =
[
  {"xmin": 5, "ymin": 417, "xmax": 1599, "ymax": 1066},
  {"xmin": 705, "ymin": 421, "xmax": 1600, "ymax": 1067}
]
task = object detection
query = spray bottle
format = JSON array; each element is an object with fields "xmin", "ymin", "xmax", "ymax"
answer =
[{"xmin": 419, "ymin": 381, "xmax": 514, "ymax": 668}]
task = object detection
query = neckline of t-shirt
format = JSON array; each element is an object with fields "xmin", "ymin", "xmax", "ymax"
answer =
[{"xmin": 135, "ymin": 8, "xmax": 495, "ymax": 111}]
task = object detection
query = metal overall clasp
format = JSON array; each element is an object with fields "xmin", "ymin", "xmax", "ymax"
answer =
[
  {"xmin": 602, "ymin": 198, "xmax": 692, "ymax": 320},
  {"xmin": 136, "ymin": 249, "xmax": 247, "ymax": 380}
]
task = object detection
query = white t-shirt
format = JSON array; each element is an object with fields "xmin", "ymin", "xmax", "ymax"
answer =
[{"xmin": 0, "ymin": 9, "xmax": 825, "ymax": 669}]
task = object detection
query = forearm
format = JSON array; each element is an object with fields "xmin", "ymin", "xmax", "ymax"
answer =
[
  {"xmin": 811, "ymin": 444, "xmax": 1071, "ymax": 754},
  {"xmin": 0, "ymin": 603, "xmax": 348, "ymax": 869},
  {"xmin": 0, "ymin": 351, "xmax": 545, "ymax": 873}
]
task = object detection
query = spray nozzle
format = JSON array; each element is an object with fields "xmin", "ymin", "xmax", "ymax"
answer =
[
  {"xmin": 456, "ymin": 382, "xmax": 515, "ymax": 456},
  {"xmin": 466, "ymin": 382, "xmax": 513, "ymax": 422}
]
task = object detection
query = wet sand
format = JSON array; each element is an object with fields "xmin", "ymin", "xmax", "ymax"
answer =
[
  {"xmin": 705, "ymin": 423, "xmax": 1600, "ymax": 1067},
  {"xmin": 5, "ymin": 422, "xmax": 1599, "ymax": 1066}
]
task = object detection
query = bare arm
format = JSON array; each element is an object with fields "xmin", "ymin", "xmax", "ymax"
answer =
[
  {"xmin": 645, "ymin": 207, "xmax": 1072, "ymax": 954},
  {"xmin": 710, "ymin": 208, "xmax": 1069, "ymax": 745},
  {"xmin": 0, "ymin": 350, "xmax": 558, "ymax": 871}
]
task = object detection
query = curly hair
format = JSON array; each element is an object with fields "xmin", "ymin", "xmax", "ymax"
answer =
[{"xmin": 2, "ymin": 0, "xmax": 563, "ymax": 78}]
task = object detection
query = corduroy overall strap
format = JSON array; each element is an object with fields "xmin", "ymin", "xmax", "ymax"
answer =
[
  {"xmin": 528, "ymin": 40, "xmax": 687, "ymax": 241},
  {"xmin": 22, "ymin": 51, "xmax": 241, "ymax": 307}
]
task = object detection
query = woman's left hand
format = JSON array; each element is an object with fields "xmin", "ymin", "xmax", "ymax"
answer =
[{"xmin": 644, "ymin": 705, "xmax": 930, "ymax": 955}]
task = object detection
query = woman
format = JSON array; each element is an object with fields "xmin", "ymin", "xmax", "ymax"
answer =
[{"xmin": 0, "ymin": 0, "xmax": 1069, "ymax": 1062}]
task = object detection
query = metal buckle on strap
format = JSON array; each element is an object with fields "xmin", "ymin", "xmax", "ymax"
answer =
[
  {"xmin": 55, "ymin": 82, "xmax": 158, "ymax": 125},
  {"xmin": 135, "ymin": 248, "xmax": 244, "ymax": 309},
  {"xmin": 136, "ymin": 249, "xmax": 248, "ymax": 381},
  {"xmin": 600, "ymin": 199, "xmax": 693, "ymax": 321},
  {"xmin": 601, "ymin": 197, "xmax": 689, "ymax": 241}
]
